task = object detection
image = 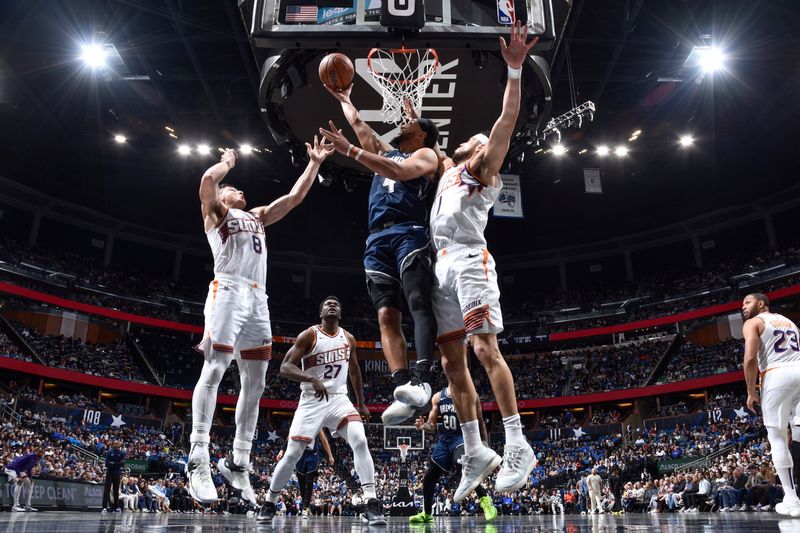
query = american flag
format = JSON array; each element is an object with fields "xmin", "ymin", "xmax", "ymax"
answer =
[{"xmin": 285, "ymin": 5, "xmax": 318, "ymax": 22}]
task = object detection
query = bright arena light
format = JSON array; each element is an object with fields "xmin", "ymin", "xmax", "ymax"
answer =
[
  {"xmin": 239, "ymin": 144, "xmax": 253, "ymax": 155},
  {"xmin": 679, "ymin": 135, "xmax": 695, "ymax": 147},
  {"xmin": 197, "ymin": 144, "xmax": 211, "ymax": 155},
  {"xmin": 113, "ymin": 134, "xmax": 126, "ymax": 144},
  {"xmin": 596, "ymin": 145, "xmax": 610, "ymax": 157},
  {"xmin": 552, "ymin": 144, "xmax": 567, "ymax": 156},
  {"xmin": 80, "ymin": 43, "xmax": 106, "ymax": 69},
  {"xmin": 614, "ymin": 145, "xmax": 629, "ymax": 157},
  {"xmin": 698, "ymin": 47, "xmax": 726, "ymax": 73},
  {"xmin": 178, "ymin": 145, "xmax": 192, "ymax": 155}
]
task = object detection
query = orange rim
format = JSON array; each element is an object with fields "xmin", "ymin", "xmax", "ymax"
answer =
[{"xmin": 367, "ymin": 47, "xmax": 440, "ymax": 85}]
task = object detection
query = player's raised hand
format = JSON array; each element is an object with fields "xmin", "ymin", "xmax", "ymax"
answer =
[
  {"xmin": 414, "ymin": 416, "xmax": 425, "ymax": 431},
  {"xmin": 323, "ymin": 82, "xmax": 353, "ymax": 103},
  {"xmin": 306, "ymin": 135, "xmax": 335, "ymax": 163},
  {"xmin": 499, "ymin": 20, "xmax": 539, "ymax": 69},
  {"xmin": 319, "ymin": 121, "xmax": 352, "ymax": 155},
  {"xmin": 311, "ymin": 378, "xmax": 329, "ymax": 402},
  {"xmin": 403, "ymin": 98, "xmax": 420, "ymax": 121},
  {"xmin": 221, "ymin": 148, "xmax": 238, "ymax": 168}
]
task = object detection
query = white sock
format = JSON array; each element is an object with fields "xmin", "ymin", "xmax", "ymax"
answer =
[
  {"xmin": 189, "ymin": 442, "xmax": 210, "ymax": 463},
  {"xmin": 233, "ymin": 448, "xmax": 250, "ymax": 467},
  {"xmin": 266, "ymin": 489, "xmax": 281, "ymax": 504},
  {"xmin": 362, "ymin": 483, "xmax": 376, "ymax": 500},
  {"xmin": 461, "ymin": 420, "xmax": 482, "ymax": 455},
  {"xmin": 777, "ymin": 467, "xmax": 799, "ymax": 502},
  {"xmin": 502, "ymin": 414, "xmax": 526, "ymax": 446}
]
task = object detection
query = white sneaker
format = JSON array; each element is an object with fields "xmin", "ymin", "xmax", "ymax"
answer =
[
  {"xmin": 453, "ymin": 447, "xmax": 501, "ymax": 502},
  {"xmin": 739, "ymin": 504, "xmax": 749, "ymax": 511},
  {"xmin": 186, "ymin": 460, "xmax": 218, "ymax": 504},
  {"xmin": 381, "ymin": 400, "xmax": 417, "ymax": 426},
  {"xmin": 761, "ymin": 505, "xmax": 771, "ymax": 512},
  {"xmin": 11, "ymin": 506, "xmax": 25, "ymax": 512},
  {"xmin": 393, "ymin": 380, "xmax": 431, "ymax": 408},
  {"xmin": 217, "ymin": 456, "xmax": 256, "ymax": 504},
  {"xmin": 24, "ymin": 506, "xmax": 37, "ymax": 512},
  {"xmin": 776, "ymin": 499, "xmax": 800, "ymax": 517},
  {"xmin": 302, "ymin": 508, "xmax": 309, "ymax": 520},
  {"xmin": 495, "ymin": 442, "xmax": 537, "ymax": 492}
]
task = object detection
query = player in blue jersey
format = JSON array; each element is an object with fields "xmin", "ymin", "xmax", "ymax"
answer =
[
  {"xmin": 275, "ymin": 430, "xmax": 334, "ymax": 519},
  {"xmin": 322, "ymin": 87, "xmax": 441, "ymax": 425},
  {"xmin": 408, "ymin": 387, "xmax": 497, "ymax": 524}
]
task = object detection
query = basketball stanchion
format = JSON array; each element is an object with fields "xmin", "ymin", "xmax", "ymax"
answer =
[{"xmin": 391, "ymin": 443, "xmax": 415, "ymax": 516}]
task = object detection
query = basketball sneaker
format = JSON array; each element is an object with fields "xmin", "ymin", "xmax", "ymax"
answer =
[
  {"xmin": 302, "ymin": 508, "xmax": 310, "ymax": 520},
  {"xmin": 409, "ymin": 510, "xmax": 433, "ymax": 524},
  {"xmin": 381, "ymin": 400, "xmax": 417, "ymax": 426},
  {"xmin": 394, "ymin": 379, "xmax": 432, "ymax": 408},
  {"xmin": 776, "ymin": 499, "xmax": 800, "ymax": 517},
  {"xmin": 24, "ymin": 506, "xmax": 37, "ymax": 512},
  {"xmin": 495, "ymin": 442, "xmax": 537, "ymax": 492},
  {"xmin": 217, "ymin": 456, "xmax": 256, "ymax": 504},
  {"xmin": 454, "ymin": 447, "xmax": 502, "ymax": 502},
  {"xmin": 256, "ymin": 501, "xmax": 276, "ymax": 522},
  {"xmin": 479, "ymin": 495, "xmax": 497, "ymax": 522},
  {"xmin": 362, "ymin": 497, "xmax": 387, "ymax": 526},
  {"xmin": 185, "ymin": 459, "xmax": 218, "ymax": 504}
]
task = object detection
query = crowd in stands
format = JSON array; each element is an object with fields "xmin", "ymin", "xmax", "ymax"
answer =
[
  {"xmin": 1, "ymin": 233, "xmax": 799, "ymax": 341},
  {"xmin": 660, "ymin": 339, "xmax": 743, "ymax": 384}
]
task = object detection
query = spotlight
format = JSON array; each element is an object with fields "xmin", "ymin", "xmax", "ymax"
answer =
[
  {"xmin": 552, "ymin": 144, "xmax": 567, "ymax": 156},
  {"xmin": 239, "ymin": 144, "xmax": 253, "ymax": 155},
  {"xmin": 113, "ymin": 134, "xmax": 126, "ymax": 144},
  {"xmin": 596, "ymin": 145, "xmax": 610, "ymax": 157},
  {"xmin": 679, "ymin": 135, "xmax": 694, "ymax": 147},
  {"xmin": 614, "ymin": 145, "xmax": 629, "ymax": 157},
  {"xmin": 178, "ymin": 145, "xmax": 192, "ymax": 155},
  {"xmin": 80, "ymin": 43, "xmax": 106, "ymax": 69},
  {"xmin": 698, "ymin": 47, "xmax": 726, "ymax": 73},
  {"xmin": 197, "ymin": 144, "xmax": 211, "ymax": 155}
]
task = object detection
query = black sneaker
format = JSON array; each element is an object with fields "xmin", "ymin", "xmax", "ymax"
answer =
[
  {"xmin": 256, "ymin": 501, "xmax": 276, "ymax": 522},
  {"xmin": 362, "ymin": 498, "xmax": 387, "ymax": 526}
]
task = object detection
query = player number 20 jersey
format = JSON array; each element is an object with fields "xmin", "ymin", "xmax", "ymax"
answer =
[
  {"xmin": 206, "ymin": 208, "xmax": 267, "ymax": 286},
  {"xmin": 757, "ymin": 312, "xmax": 800, "ymax": 372},
  {"xmin": 300, "ymin": 326, "xmax": 351, "ymax": 396},
  {"xmin": 429, "ymin": 163, "xmax": 502, "ymax": 251}
]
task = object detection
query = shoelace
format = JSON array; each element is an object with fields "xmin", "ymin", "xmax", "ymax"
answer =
[
  {"xmin": 195, "ymin": 462, "xmax": 213, "ymax": 484},
  {"xmin": 500, "ymin": 446, "xmax": 523, "ymax": 474}
]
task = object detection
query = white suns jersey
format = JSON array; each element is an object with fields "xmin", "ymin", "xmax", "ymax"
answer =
[
  {"xmin": 757, "ymin": 312, "xmax": 800, "ymax": 372},
  {"xmin": 429, "ymin": 163, "xmax": 502, "ymax": 251},
  {"xmin": 206, "ymin": 208, "xmax": 267, "ymax": 286},
  {"xmin": 300, "ymin": 326, "xmax": 351, "ymax": 396}
]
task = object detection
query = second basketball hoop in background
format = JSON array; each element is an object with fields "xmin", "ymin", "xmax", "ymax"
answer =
[{"xmin": 318, "ymin": 53, "xmax": 354, "ymax": 91}]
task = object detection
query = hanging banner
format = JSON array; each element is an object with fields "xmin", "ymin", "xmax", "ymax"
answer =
[
  {"xmin": 584, "ymin": 168, "xmax": 603, "ymax": 194},
  {"xmin": 493, "ymin": 174, "xmax": 524, "ymax": 218}
]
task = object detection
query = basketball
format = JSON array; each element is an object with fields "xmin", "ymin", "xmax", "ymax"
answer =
[{"xmin": 319, "ymin": 52, "xmax": 354, "ymax": 91}]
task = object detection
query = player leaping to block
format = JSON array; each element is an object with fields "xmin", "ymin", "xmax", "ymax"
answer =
[
  {"xmin": 257, "ymin": 296, "xmax": 386, "ymax": 526},
  {"xmin": 321, "ymin": 84, "xmax": 441, "ymax": 426},
  {"xmin": 426, "ymin": 22, "xmax": 538, "ymax": 502},
  {"xmin": 409, "ymin": 386, "xmax": 497, "ymax": 524},
  {"xmin": 187, "ymin": 138, "xmax": 333, "ymax": 506}
]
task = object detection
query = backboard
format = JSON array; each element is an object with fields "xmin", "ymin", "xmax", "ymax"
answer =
[{"xmin": 250, "ymin": 0, "xmax": 557, "ymax": 50}]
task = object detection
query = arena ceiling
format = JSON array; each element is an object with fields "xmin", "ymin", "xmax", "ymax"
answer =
[{"xmin": 0, "ymin": 0, "xmax": 798, "ymax": 261}]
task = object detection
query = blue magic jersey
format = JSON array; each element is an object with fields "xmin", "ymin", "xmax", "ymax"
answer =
[
  {"xmin": 438, "ymin": 387, "xmax": 461, "ymax": 438},
  {"xmin": 367, "ymin": 149, "xmax": 433, "ymax": 231}
]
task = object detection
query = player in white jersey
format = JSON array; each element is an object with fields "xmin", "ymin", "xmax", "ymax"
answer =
[
  {"xmin": 257, "ymin": 296, "xmax": 386, "ymax": 525},
  {"xmin": 742, "ymin": 292, "xmax": 800, "ymax": 516},
  {"xmin": 427, "ymin": 22, "xmax": 538, "ymax": 502},
  {"xmin": 187, "ymin": 138, "xmax": 334, "ymax": 506}
]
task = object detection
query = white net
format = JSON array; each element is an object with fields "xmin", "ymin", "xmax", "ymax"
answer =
[
  {"xmin": 399, "ymin": 444, "xmax": 410, "ymax": 463},
  {"xmin": 367, "ymin": 47, "xmax": 439, "ymax": 125}
]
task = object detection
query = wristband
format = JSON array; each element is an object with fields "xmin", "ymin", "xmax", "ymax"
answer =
[
  {"xmin": 347, "ymin": 144, "xmax": 356, "ymax": 157},
  {"xmin": 354, "ymin": 148, "xmax": 364, "ymax": 161},
  {"xmin": 508, "ymin": 66, "xmax": 522, "ymax": 80}
]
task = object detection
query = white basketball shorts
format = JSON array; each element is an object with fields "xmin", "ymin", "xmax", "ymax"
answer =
[
  {"xmin": 760, "ymin": 363, "xmax": 800, "ymax": 428},
  {"xmin": 197, "ymin": 273, "xmax": 272, "ymax": 360},
  {"xmin": 288, "ymin": 393, "xmax": 362, "ymax": 444},
  {"xmin": 433, "ymin": 245, "xmax": 504, "ymax": 345}
]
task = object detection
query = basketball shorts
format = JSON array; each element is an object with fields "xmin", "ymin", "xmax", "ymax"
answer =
[
  {"xmin": 197, "ymin": 273, "xmax": 273, "ymax": 360},
  {"xmin": 431, "ymin": 434, "xmax": 465, "ymax": 472},
  {"xmin": 433, "ymin": 245, "xmax": 503, "ymax": 344},
  {"xmin": 289, "ymin": 393, "xmax": 362, "ymax": 444},
  {"xmin": 364, "ymin": 222, "xmax": 431, "ymax": 285},
  {"xmin": 760, "ymin": 363, "xmax": 800, "ymax": 428},
  {"xmin": 295, "ymin": 450, "xmax": 320, "ymax": 475}
]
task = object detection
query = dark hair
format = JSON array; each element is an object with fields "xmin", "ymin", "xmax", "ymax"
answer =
[
  {"xmin": 747, "ymin": 292, "xmax": 770, "ymax": 309},
  {"xmin": 319, "ymin": 295, "xmax": 341, "ymax": 313},
  {"xmin": 417, "ymin": 118, "xmax": 439, "ymax": 149}
]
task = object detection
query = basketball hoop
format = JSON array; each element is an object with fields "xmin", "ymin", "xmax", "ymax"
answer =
[
  {"xmin": 399, "ymin": 443, "xmax": 410, "ymax": 464},
  {"xmin": 367, "ymin": 47, "xmax": 439, "ymax": 125}
]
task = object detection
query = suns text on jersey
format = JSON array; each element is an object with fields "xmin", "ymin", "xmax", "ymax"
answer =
[{"xmin": 305, "ymin": 346, "xmax": 349, "ymax": 369}]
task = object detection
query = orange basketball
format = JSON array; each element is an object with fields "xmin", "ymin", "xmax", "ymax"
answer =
[{"xmin": 319, "ymin": 53, "xmax": 354, "ymax": 91}]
